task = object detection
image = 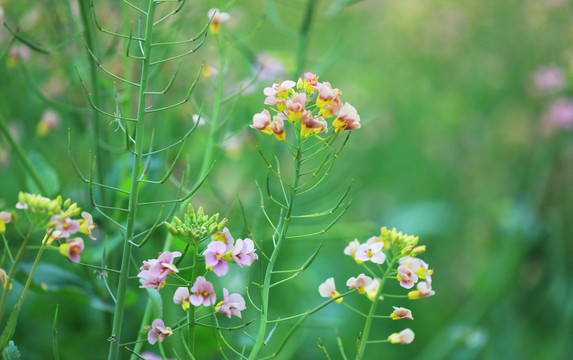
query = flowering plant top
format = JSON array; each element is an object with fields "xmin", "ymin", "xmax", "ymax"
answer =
[{"xmin": 251, "ymin": 73, "xmax": 361, "ymax": 141}]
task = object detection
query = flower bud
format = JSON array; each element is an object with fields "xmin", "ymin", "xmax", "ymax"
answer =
[
  {"xmin": 401, "ymin": 246, "xmax": 413, "ymax": 256},
  {"xmin": 411, "ymin": 245, "xmax": 426, "ymax": 256}
]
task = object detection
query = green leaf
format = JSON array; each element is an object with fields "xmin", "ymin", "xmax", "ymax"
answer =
[
  {"xmin": 25, "ymin": 151, "xmax": 60, "ymax": 196},
  {"xmin": 0, "ymin": 306, "xmax": 19, "ymax": 350},
  {"xmin": 2, "ymin": 340, "xmax": 21, "ymax": 360},
  {"xmin": 145, "ymin": 287, "xmax": 163, "ymax": 319}
]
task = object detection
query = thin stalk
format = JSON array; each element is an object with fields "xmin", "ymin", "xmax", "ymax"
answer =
[
  {"xmin": 294, "ymin": 0, "xmax": 317, "ymax": 77},
  {"xmin": 248, "ymin": 137, "xmax": 303, "ymax": 359},
  {"xmin": 188, "ymin": 244, "xmax": 199, "ymax": 353},
  {"xmin": 356, "ymin": 253, "xmax": 398, "ymax": 359},
  {"xmin": 0, "ymin": 113, "xmax": 50, "ymax": 196},
  {"xmin": 17, "ymin": 236, "xmax": 49, "ymax": 309},
  {"xmin": 77, "ymin": 0, "xmax": 108, "ymax": 204},
  {"xmin": 107, "ymin": 2, "xmax": 157, "ymax": 359},
  {"xmin": 198, "ymin": 34, "xmax": 225, "ymax": 179},
  {"xmin": 0, "ymin": 226, "xmax": 37, "ymax": 325}
]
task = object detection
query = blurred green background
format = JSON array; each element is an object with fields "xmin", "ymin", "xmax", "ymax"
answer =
[{"xmin": 1, "ymin": 0, "xmax": 572, "ymax": 359}]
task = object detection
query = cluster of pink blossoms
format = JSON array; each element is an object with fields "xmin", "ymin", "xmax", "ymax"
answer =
[
  {"xmin": 203, "ymin": 227, "xmax": 258, "ymax": 276},
  {"xmin": 138, "ymin": 251, "xmax": 181, "ymax": 290},
  {"xmin": 141, "ymin": 228, "xmax": 254, "ymax": 345},
  {"xmin": 250, "ymin": 73, "xmax": 361, "ymax": 140},
  {"xmin": 318, "ymin": 227, "xmax": 436, "ymax": 346},
  {"xmin": 8, "ymin": 192, "xmax": 97, "ymax": 263}
]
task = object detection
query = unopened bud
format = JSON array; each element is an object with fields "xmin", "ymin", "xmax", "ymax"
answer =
[
  {"xmin": 218, "ymin": 218, "xmax": 228, "ymax": 231},
  {"xmin": 411, "ymin": 245, "xmax": 426, "ymax": 256},
  {"xmin": 164, "ymin": 222, "xmax": 179, "ymax": 237},
  {"xmin": 401, "ymin": 246, "xmax": 414, "ymax": 256},
  {"xmin": 187, "ymin": 203, "xmax": 195, "ymax": 217}
]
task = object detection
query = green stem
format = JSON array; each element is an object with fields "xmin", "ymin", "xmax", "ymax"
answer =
[
  {"xmin": 199, "ymin": 34, "xmax": 225, "ymax": 179},
  {"xmin": 107, "ymin": 2, "xmax": 156, "ymax": 359},
  {"xmin": 17, "ymin": 237, "xmax": 49, "ymax": 309},
  {"xmin": 0, "ymin": 226, "xmax": 36, "ymax": 325},
  {"xmin": 248, "ymin": 137, "xmax": 303, "ymax": 359},
  {"xmin": 77, "ymin": 0, "xmax": 107, "ymax": 204},
  {"xmin": 294, "ymin": 0, "xmax": 317, "ymax": 77},
  {"xmin": 0, "ymin": 112, "xmax": 50, "ymax": 196},
  {"xmin": 356, "ymin": 254, "xmax": 398, "ymax": 359},
  {"xmin": 188, "ymin": 244, "xmax": 199, "ymax": 354}
]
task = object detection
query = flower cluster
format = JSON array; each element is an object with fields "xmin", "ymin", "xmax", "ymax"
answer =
[
  {"xmin": 250, "ymin": 73, "xmax": 361, "ymax": 141},
  {"xmin": 203, "ymin": 227, "xmax": 258, "ymax": 277},
  {"xmin": 8, "ymin": 192, "xmax": 97, "ymax": 263},
  {"xmin": 138, "ymin": 251, "xmax": 181, "ymax": 289},
  {"xmin": 319, "ymin": 226, "xmax": 436, "ymax": 346},
  {"xmin": 142, "ymin": 212, "xmax": 254, "ymax": 345}
]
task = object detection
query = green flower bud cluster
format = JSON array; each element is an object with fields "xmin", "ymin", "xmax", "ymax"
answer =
[
  {"xmin": 380, "ymin": 226, "xmax": 419, "ymax": 250},
  {"xmin": 165, "ymin": 204, "xmax": 227, "ymax": 243},
  {"xmin": 17, "ymin": 192, "xmax": 63, "ymax": 216}
]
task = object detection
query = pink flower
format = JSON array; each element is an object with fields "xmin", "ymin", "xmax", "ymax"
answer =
[
  {"xmin": 140, "ymin": 353, "xmax": 175, "ymax": 360},
  {"xmin": 147, "ymin": 319, "xmax": 172, "ymax": 345},
  {"xmin": 207, "ymin": 8, "xmax": 230, "ymax": 34},
  {"xmin": 264, "ymin": 80, "xmax": 296, "ymax": 112},
  {"xmin": 300, "ymin": 111, "xmax": 327, "ymax": 137},
  {"xmin": 50, "ymin": 214, "xmax": 80, "ymax": 238},
  {"xmin": 190, "ymin": 276, "xmax": 216, "ymax": 306},
  {"xmin": 344, "ymin": 239, "xmax": 362, "ymax": 263},
  {"xmin": 532, "ymin": 66, "xmax": 565, "ymax": 95},
  {"xmin": 391, "ymin": 307, "xmax": 413, "ymax": 320},
  {"xmin": 365, "ymin": 279, "xmax": 382, "ymax": 301},
  {"xmin": 204, "ymin": 241, "xmax": 230, "ymax": 277},
  {"xmin": 333, "ymin": 102, "xmax": 361, "ymax": 133},
  {"xmin": 212, "ymin": 227, "xmax": 234, "ymax": 248},
  {"xmin": 269, "ymin": 113, "xmax": 286, "ymax": 141},
  {"xmin": 138, "ymin": 251, "xmax": 182, "ymax": 289},
  {"xmin": 173, "ymin": 287, "xmax": 191, "ymax": 311},
  {"xmin": 346, "ymin": 273, "xmax": 373, "ymax": 294},
  {"xmin": 216, "ymin": 288, "xmax": 246, "ymax": 318},
  {"xmin": 408, "ymin": 282, "xmax": 435, "ymax": 299},
  {"xmin": 544, "ymin": 98, "xmax": 573, "ymax": 130},
  {"xmin": 303, "ymin": 72, "xmax": 320, "ymax": 93},
  {"xmin": 0, "ymin": 212, "xmax": 11, "ymax": 224},
  {"xmin": 397, "ymin": 265, "xmax": 418, "ymax": 289},
  {"xmin": 250, "ymin": 109, "xmax": 272, "ymax": 133},
  {"xmin": 388, "ymin": 328, "xmax": 415, "ymax": 344},
  {"xmin": 318, "ymin": 277, "xmax": 343, "ymax": 303},
  {"xmin": 264, "ymin": 80, "xmax": 296, "ymax": 98},
  {"xmin": 285, "ymin": 92, "xmax": 306, "ymax": 123},
  {"xmin": 78, "ymin": 211, "xmax": 96, "ymax": 240},
  {"xmin": 59, "ymin": 237, "xmax": 84, "ymax": 263},
  {"xmin": 231, "ymin": 238, "xmax": 258, "ymax": 267},
  {"xmin": 0, "ymin": 211, "xmax": 11, "ymax": 234},
  {"xmin": 316, "ymin": 82, "xmax": 339, "ymax": 108},
  {"xmin": 354, "ymin": 242, "xmax": 386, "ymax": 264},
  {"xmin": 37, "ymin": 109, "xmax": 61, "ymax": 136}
]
